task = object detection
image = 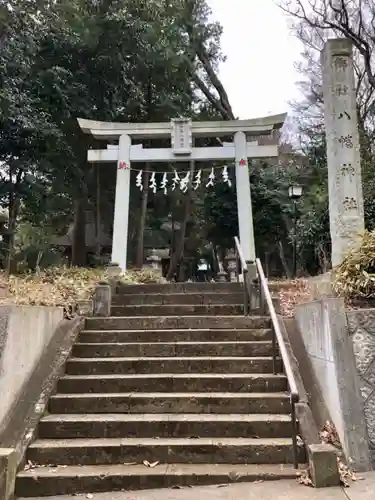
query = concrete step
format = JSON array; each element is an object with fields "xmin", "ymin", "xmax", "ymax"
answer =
[
  {"xmin": 27, "ymin": 437, "xmax": 305, "ymax": 466},
  {"xmin": 78, "ymin": 328, "xmax": 273, "ymax": 343},
  {"xmin": 85, "ymin": 316, "xmax": 271, "ymax": 331},
  {"xmin": 49, "ymin": 392, "xmax": 290, "ymax": 414},
  {"xmin": 112, "ymin": 292, "xmax": 245, "ymax": 306},
  {"xmin": 38, "ymin": 413, "xmax": 293, "ymax": 439},
  {"xmin": 72, "ymin": 341, "xmax": 273, "ymax": 358},
  {"xmin": 16, "ymin": 463, "xmax": 300, "ymax": 497},
  {"xmin": 111, "ymin": 304, "xmax": 245, "ymax": 317},
  {"xmin": 57, "ymin": 373, "xmax": 288, "ymax": 394},
  {"xmin": 115, "ymin": 282, "xmax": 293, "ymax": 296},
  {"xmin": 116, "ymin": 282, "xmax": 243, "ymax": 295},
  {"xmin": 65, "ymin": 356, "xmax": 280, "ymax": 375}
]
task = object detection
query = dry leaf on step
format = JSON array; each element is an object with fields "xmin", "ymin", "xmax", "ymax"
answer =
[{"xmin": 143, "ymin": 460, "xmax": 159, "ymax": 468}]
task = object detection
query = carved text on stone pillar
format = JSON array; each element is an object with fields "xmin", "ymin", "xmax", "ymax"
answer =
[
  {"xmin": 343, "ymin": 196, "xmax": 358, "ymax": 212},
  {"xmin": 336, "ymin": 163, "xmax": 355, "ymax": 188},
  {"xmin": 333, "ymin": 56, "xmax": 349, "ymax": 83},
  {"xmin": 335, "ymin": 84, "xmax": 348, "ymax": 96},
  {"xmin": 341, "ymin": 163, "xmax": 355, "ymax": 178},
  {"xmin": 338, "ymin": 134, "xmax": 354, "ymax": 148},
  {"xmin": 338, "ymin": 112, "xmax": 351, "ymax": 120},
  {"xmin": 334, "ymin": 57, "xmax": 348, "ymax": 71}
]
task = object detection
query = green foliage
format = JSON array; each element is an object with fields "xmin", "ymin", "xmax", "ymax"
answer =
[
  {"xmin": 0, "ymin": 0, "xmax": 229, "ymax": 272},
  {"xmin": 204, "ymin": 176, "xmax": 238, "ymax": 251}
]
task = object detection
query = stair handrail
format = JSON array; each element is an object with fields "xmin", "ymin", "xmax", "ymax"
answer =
[
  {"xmin": 234, "ymin": 236, "xmax": 251, "ymax": 315},
  {"xmin": 255, "ymin": 257, "xmax": 300, "ymax": 469}
]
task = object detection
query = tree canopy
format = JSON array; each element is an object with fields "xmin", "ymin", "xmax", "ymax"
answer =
[{"xmin": 1, "ymin": 0, "xmax": 373, "ymax": 278}]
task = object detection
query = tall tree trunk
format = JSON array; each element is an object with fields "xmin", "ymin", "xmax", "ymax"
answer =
[
  {"xmin": 5, "ymin": 196, "xmax": 20, "ymax": 276},
  {"xmin": 71, "ymin": 198, "xmax": 86, "ymax": 267},
  {"xmin": 5, "ymin": 163, "xmax": 23, "ymax": 276},
  {"xmin": 135, "ymin": 169, "xmax": 149, "ymax": 268},
  {"xmin": 166, "ymin": 160, "xmax": 195, "ymax": 281},
  {"xmin": 278, "ymin": 241, "xmax": 291, "ymax": 279}
]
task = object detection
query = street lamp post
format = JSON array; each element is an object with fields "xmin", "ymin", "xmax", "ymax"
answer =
[{"xmin": 288, "ymin": 185, "xmax": 303, "ymax": 278}]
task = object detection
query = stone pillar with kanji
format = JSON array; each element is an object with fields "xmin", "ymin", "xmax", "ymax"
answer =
[{"xmin": 322, "ymin": 39, "xmax": 365, "ymax": 267}]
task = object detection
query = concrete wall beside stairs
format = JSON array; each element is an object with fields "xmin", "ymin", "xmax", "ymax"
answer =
[
  {"xmin": 293, "ymin": 298, "xmax": 371, "ymax": 471},
  {"xmin": 0, "ymin": 305, "xmax": 84, "ymax": 499},
  {"xmin": 0, "ymin": 306, "xmax": 63, "ymax": 429}
]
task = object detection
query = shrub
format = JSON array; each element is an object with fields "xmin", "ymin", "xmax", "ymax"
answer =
[
  {"xmin": 333, "ymin": 231, "xmax": 375, "ymax": 300},
  {"xmin": 0, "ymin": 266, "xmax": 165, "ymax": 315}
]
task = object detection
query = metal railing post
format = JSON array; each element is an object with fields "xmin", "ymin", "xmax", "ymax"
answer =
[
  {"xmin": 272, "ymin": 323, "xmax": 277, "ymax": 374},
  {"xmin": 243, "ymin": 269, "xmax": 249, "ymax": 315},
  {"xmin": 259, "ymin": 278, "xmax": 266, "ymax": 314},
  {"xmin": 291, "ymin": 395, "xmax": 299, "ymax": 469}
]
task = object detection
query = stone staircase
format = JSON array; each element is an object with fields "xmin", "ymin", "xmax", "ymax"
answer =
[{"xmin": 16, "ymin": 282, "xmax": 305, "ymax": 497}]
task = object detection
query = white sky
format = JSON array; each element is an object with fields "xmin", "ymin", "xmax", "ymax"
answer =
[{"xmin": 207, "ymin": 0, "xmax": 303, "ymax": 119}]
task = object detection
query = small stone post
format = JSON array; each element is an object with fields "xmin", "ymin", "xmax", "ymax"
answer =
[
  {"xmin": 146, "ymin": 249, "xmax": 162, "ymax": 273},
  {"xmin": 93, "ymin": 281, "xmax": 111, "ymax": 317},
  {"xmin": 106, "ymin": 262, "xmax": 122, "ymax": 294},
  {"xmin": 322, "ymin": 39, "xmax": 365, "ymax": 267},
  {"xmin": 0, "ymin": 448, "xmax": 17, "ymax": 500},
  {"xmin": 76, "ymin": 299, "xmax": 93, "ymax": 317},
  {"xmin": 226, "ymin": 250, "xmax": 237, "ymax": 282},
  {"xmin": 216, "ymin": 258, "xmax": 227, "ymax": 283}
]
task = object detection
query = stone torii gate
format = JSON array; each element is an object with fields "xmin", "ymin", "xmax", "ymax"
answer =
[{"xmin": 78, "ymin": 114, "xmax": 286, "ymax": 271}]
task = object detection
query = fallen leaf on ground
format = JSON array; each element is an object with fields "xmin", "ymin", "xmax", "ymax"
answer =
[
  {"xmin": 297, "ymin": 469, "xmax": 313, "ymax": 487},
  {"xmin": 143, "ymin": 460, "xmax": 159, "ymax": 468}
]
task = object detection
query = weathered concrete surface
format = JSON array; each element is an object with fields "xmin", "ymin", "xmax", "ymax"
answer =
[
  {"xmin": 86, "ymin": 315, "xmax": 271, "ymax": 331},
  {"xmin": 94, "ymin": 283, "xmax": 111, "ymax": 317},
  {"xmin": 112, "ymin": 292, "xmax": 245, "ymax": 306},
  {"xmin": 78, "ymin": 328, "xmax": 273, "ymax": 343},
  {"xmin": 0, "ymin": 317, "xmax": 83, "ymax": 457},
  {"xmin": 116, "ymin": 283, "xmax": 243, "ymax": 295},
  {"xmin": 38, "ymin": 414, "xmax": 293, "ymax": 439},
  {"xmin": 281, "ymin": 317, "xmax": 331, "ymax": 429},
  {"xmin": 0, "ymin": 306, "xmax": 63, "ymax": 430},
  {"xmin": 49, "ymin": 391, "xmax": 290, "ymax": 414},
  {"xmin": 307, "ymin": 272, "xmax": 333, "ymax": 300},
  {"xmin": 65, "ymin": 356, "xmax": 281, "ymax": 375},
  {"xmin": 72, "ymin": 340, "xmax": 273, "ymax": 358},
  {"xmin": 308, "ymin": 444, "xmax": 340, "ymax": 488},
  {"xmin": 111, "ymin": 304, "xmax": 245, "ymax": 317},
  {"xmin": 295, "ymin": 298, "xmax": 371, "ymax": 471},
  {"xmin": 278, "ymin": 316, "xmax": 340, "ymax": 487},
  {"xmin": 0, "ymin": 316, "xmax": 84, "ymax": 500},
  {"xmin": 16, "ymin": 282, "xmax": 308, "ymax": 497},
  {"xmin": 27, "ymin": 437, "xmax": 305, "ymax": 466},
  {"xmin": 18, "ymin": 472, "xmax": 375, "ymax": 500},
  {"xmin": 57, "ymin": 373, "xmax": 287, "ymax": 394},
  {"xmin": 0, "ymin": 448, "xmax": 17, "ymax": 500},
  {"xmin": 347, "ymin": 308, "xmax": 375, "ymax": 466}
]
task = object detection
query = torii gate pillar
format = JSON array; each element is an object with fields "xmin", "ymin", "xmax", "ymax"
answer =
[
  {"xmin": 112, "ymin": 134, "xmax": 131, "ymax": 270},
  {"xmin": 235, "ymin": 131, "xmax": 256, "ymax": 263}
]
